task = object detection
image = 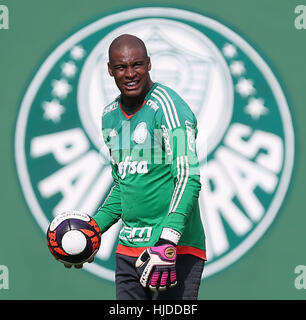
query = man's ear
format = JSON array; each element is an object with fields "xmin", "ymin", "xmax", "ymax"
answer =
[
  {"xmin": 108, "ymin": 62, "xmax": 114, "ymax": 77},
  {"xmin": 147, "ymin": 57, "xmax": 152, "ymax": 71}
]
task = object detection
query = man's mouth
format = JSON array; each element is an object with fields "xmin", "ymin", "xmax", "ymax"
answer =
[{"xmin": 124, "ymin": 80, "xmax": 140, "ymax": 90}]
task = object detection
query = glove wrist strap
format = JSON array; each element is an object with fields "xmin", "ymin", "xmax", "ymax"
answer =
[{"xmin": 160, "ymin": 227, "xmax": 181, "ymax": 245}]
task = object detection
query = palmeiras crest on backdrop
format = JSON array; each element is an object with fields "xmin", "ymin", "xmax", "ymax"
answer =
[{"xmin": 14, "ymin": 7, "xmax": 295, "ymax": 281}]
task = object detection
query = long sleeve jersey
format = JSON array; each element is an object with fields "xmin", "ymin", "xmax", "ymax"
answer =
[{"xmin": 94, "ymin": 82, "xmax": 206, "ymax": 260}]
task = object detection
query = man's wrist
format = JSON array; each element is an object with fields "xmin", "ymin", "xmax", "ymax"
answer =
[
  {"xmin": 154, "ymin": 238, "xmax": 176, "ymax": 247},
  {"xmin": 159, "ymin": 227, "xmax": 181, "ymax": 245}
]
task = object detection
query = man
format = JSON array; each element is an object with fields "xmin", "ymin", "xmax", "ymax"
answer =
[{"xmin": 93, "ymin": 34, "xmax": 206, "ymax": 300}]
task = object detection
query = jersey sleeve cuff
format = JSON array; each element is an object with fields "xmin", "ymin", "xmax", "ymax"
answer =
[{"xmin": 160, "ymin": 227, "xmax": 181, "ymax": 245}]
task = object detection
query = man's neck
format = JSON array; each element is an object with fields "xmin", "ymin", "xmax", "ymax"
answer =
[{"xmin": 121, "ymin": 80, "xmax": 154, "ymax": 109}]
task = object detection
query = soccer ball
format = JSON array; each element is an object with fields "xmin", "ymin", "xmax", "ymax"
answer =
[{"xmin": 46, "ymin": 211, "xmax": 101, "ymax": 268}]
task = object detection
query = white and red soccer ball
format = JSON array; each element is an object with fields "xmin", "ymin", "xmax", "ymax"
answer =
[{"xmin": 46, "ymin": 211, "xmax": 101, "ymax": 267}]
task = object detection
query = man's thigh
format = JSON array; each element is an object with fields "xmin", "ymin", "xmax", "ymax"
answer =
[
  {"xmin": 152, "ymin": 254, "xmax": 204, "ymax": 300},
  {"xmin": 115, "ymin": 253, "xmax": 151, "ymax": 300},
  {"xmin": 115, "ymin": 253, "xmax": 204, "ymax": 300}
]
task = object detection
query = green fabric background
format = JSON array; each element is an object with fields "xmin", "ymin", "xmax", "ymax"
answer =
[{"xmin": 0, "ymin": 0, "xmax": 305, "ymax": 299}]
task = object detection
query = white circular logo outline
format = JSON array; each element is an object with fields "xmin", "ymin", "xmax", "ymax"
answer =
[{"xmin": 14, "ymin": 7, "xmax": 295, "ymax": 281}]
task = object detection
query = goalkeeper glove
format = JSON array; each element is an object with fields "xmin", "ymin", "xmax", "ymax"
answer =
[{"xmin": 135, "ymin": 228, "xmax": 181, "ymax": 291}]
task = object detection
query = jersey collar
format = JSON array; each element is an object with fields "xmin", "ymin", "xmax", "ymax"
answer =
[{"xmin": 119, "ymin": 82, "xmax": 158, "ymax": 119}]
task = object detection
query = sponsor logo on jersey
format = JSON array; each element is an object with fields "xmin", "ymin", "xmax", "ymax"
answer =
[
  {"xmin": 119, "ymin": 226, "xmax": 152, "ymax": 242},
  {"xmin": 109, "ymin": 128, "xmax": 118, "ymax": 138},
  {"xmin": 103, "ymin": 101, "xmax": 119, "ymax": 116},
  {"xmin": 161, "ymin": 125, "xmax": 173, "ymax": 156},
  {"xmin": 118, "ymin": 156, "xmax": 149, "ymax": 179},
  {"xmin": 185, "ymin": 120, "xmax": 196, "ymax": 153},
  {"xmin": 15, "ymin": 7, "xmax": 295, "ymax": 281},
  {"xmin": 147, "ymin": 99, "xmax": 159, "ymax": 111}
]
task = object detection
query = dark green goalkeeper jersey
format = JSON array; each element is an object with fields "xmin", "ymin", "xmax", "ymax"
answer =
[{"xmin": 94, "ymin": 82, "xmax": 206, "ymax": 260}]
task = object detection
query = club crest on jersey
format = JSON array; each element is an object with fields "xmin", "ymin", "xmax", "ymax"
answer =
[
  {"xmin": 133, "ymin": 122, "xmax": 148, "ymax": 144},
  {"xmin": 15, "ymin": 7, "xmax": 295, "ymax": 282}
]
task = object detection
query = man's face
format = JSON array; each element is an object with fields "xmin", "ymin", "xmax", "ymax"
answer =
[{"xmin": 108, "ymin": 45, "xmax": 152, "ymax": 99}]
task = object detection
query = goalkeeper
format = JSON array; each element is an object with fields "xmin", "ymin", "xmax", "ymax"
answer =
[{"xmin": 93, "ymin": 34, "xmax": 206, "ymax": 300}]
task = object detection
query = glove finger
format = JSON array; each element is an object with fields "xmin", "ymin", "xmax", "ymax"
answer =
[
  {"xmin": 139, "ymin": 260, "xmax": 154, "ymax": 288},
  {"xmin": 87, "ymin": 249, "xmax": 98, "ymax": 263},
  {"xmin": 170, "ymin": 267, "xmax": 177, "ymax": 287},
  {"xmin": 149, "ymin": 270, "xmax": 160, "ymax": 291},
  {"xmin": 158, "ymin": 270, "xmax": 169, "ymax": 291},
  {"xmin": 87, "ymin": 256, "xmax": 94, "ymax": 263}
]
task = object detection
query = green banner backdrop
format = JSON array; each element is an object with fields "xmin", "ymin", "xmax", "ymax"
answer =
[{"xmin": 0, "ymin": 0, "xmax": 305, "ymax": 300}]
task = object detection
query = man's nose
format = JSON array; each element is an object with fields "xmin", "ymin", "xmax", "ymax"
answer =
[{"xmin": 125, "ymin": 66, "xmax": 136, "ymax": 78}]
